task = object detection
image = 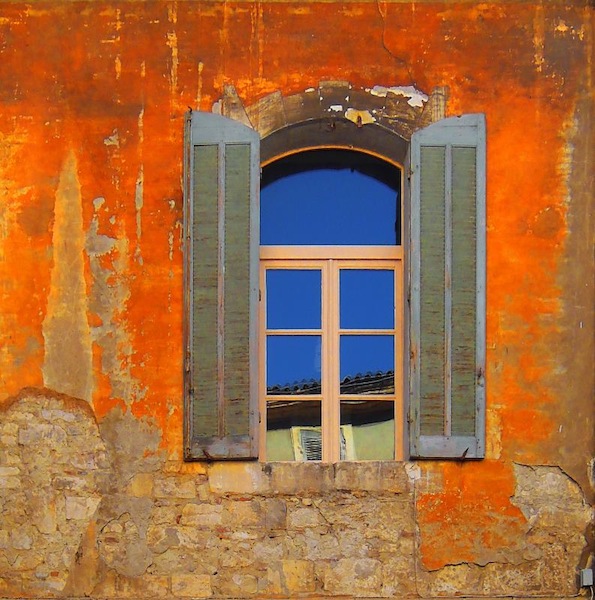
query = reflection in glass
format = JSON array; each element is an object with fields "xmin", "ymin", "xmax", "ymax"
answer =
[
  {"xmin": 267, "ymin": 269, "xmax": 321, "ymax": 330},
  {"xmin": 267, "ymin": 401, "xmax": 321, "ymax": 461},
  {"xmin": 341, "ymin": 400, "xmax": 395, "ymax": 460},
  {"xmin": 267, "ymin": 335, "xmax": 321, "ymax": 394},
  {"xmin": 340, "ymin": 335, "xmax": 394, "ymax": 394},
  {"xmin": 340, "ymin": 269, "xmax": 394, "ymax": 329},
  {"xmin": 261, "ymin": 150, "xmax": 400, "ymax": 246}
]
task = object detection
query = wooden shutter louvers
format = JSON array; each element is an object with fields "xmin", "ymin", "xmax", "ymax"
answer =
[
  {"xmin": 409, "ymin": 114, "xmax": 486, "ymax": 459},
  {"xmin": 184, "ymin": 112, "xmax": 260, "ymax": 460}
]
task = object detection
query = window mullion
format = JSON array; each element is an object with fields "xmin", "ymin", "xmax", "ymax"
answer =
[{"xmin": 324, "ymin": 259, "xmax": 340, "ymax": 463}]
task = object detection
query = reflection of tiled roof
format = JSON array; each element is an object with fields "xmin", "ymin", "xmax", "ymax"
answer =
[
  {"xmin": 341, "ymin": 371, "xmax": 394, "ymax": 395},
  {"xmin": 268, "ymin": 371, "xmax": 394, "ymax": 396},
  {"xmin": 268, "ymin": 379, "xmax": 321, "ymax": 395}
]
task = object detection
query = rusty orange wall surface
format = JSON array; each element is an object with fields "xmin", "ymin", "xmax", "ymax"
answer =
[{"xmin": 0, "ymin": 0, "xmax": 593, "ymax": 583}]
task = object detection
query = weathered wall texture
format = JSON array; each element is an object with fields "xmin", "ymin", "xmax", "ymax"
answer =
[{"xmin": 0, "ymin": 1, "xmax": 593, "ymax": 599}]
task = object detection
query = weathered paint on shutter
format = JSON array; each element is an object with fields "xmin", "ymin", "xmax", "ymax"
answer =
[
  {"xmin": 184, "ymin": 112, "xmax": 260, "ymax": 460},
  {"xmin": 409, "ymin": 114, "xmax": 486, "ymax": 459}
]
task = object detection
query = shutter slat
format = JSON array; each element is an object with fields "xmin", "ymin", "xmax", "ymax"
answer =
[
  {"xmin": 409, "ymin": 114, "xmax": 486, "ymax": 459},
  {"xmin": 192, "ymin": 145, "xmax": 220, "ymax": 436},
  {"xmin": 451, "ymin": 147, "xmax": 477, "ymax": 436},
  {"xmin": 419, "ymin": 146, "xmax": 447, "ymax": 436},
  {"xmin": 184, "ymin": 113, "xmax": 260, "ymax": 460},
  {"xmin": 224, "ymin": 144, "xmax": 252, "ymax": 437}
]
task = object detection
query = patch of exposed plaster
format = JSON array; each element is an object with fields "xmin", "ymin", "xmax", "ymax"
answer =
[
  {"xmin": 328, "ymin": 104, "xmax": 343, "ymax": 112},
  {"xmin": 86, "ymin": 202, "xmax": 146, "ymax": 407},
  {"xmin": 405, "ymin": 462, "xmax": 421, "ymax": 483},
  {"xmin": 98, "ymin": 406, "xmax": 162, "ymax": 489},
  {"xmin": 368, "ymin": 85, "xmax": 428, "ymax": 107},
  {"xmin": 97, "ymin": 508, "xmax": 153, "ymax": 577},
  {"xmin": 63, "ymin": 408, "xmax": 162, "ymax": 586},
  {"xmin": 42, "ymin": 151, "xmax": 93, "ymax": 402}
]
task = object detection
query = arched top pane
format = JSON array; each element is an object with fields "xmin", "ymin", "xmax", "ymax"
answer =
[{"xmin": 261, "ymin": 150, "xmax": 401, "ymax": 246}]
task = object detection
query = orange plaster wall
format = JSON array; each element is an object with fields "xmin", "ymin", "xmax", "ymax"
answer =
[{"xmin": 0, "ymin": 0, "xmax": 592, "ymax": 574}]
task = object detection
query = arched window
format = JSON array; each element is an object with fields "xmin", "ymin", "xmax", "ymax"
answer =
[
  {"xmin": 183, "ymin": 110, "xmax": 486, "ymax": 462},
  {"xmin": 260, "ymin": 150, "xmax": 403, "ymax": 461}
]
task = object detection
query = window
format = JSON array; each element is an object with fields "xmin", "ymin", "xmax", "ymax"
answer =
[
  {"xmin": 183, "ymin": 111, "xmax": 485, "ymax": 462},
  {"xmin": 260, "ymin": 150, "xmax": 403, "ymax": 461}
]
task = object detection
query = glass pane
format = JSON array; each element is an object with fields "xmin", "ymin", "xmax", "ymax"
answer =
[
  {"xmin": 340, "ymin": 335, "xmax": 394, "ymax": 394},
  {"xmin": 261, "ymin": 150, "xmax": 400, "ymax": 246},
  {"xmin": 341, "ymin": 401, "xmax": 395, "ymax": 460},
  {"xmin": 267, "ymin": 401, "xmax": 321, "ymax": 461},
  {"xmin": 340, "ymin": 269, "xmax": 394, "ymax": 329},
  {"xmin": 267, "ymin": 335, "xmax": 321, "ymax": 395},
  {"xmin": 267, "ymin": 269, "xmax": 321, "ymax": 330}
]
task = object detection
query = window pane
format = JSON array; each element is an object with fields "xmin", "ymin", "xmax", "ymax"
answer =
[
  {"xmin": 340, "ymin": 335, "xmax": 394, "ymax": 394},
  {"xmin": 261, "ymin": 150, "xmax": 400, "ymax": 246},
  {"xmin": 266, "ymin": 269, "xmax": 321, "ymax": 330},
  {"xmin": 266, "ymin": 401, "xmax": 321, "ymax": 461},
  {"xmin": 340, "ymin": 269, "xmax": 394, "ymax": 329},
  {"xmin": 267, "ymin": 335, "xmax": 321, "ymax": 394},
  {"xmin": 341, "ymin": 401, "xmax": 394, "ymax": 460}
]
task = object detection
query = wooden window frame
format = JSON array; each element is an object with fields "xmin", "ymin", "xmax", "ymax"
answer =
[{"xmin": 259, "ymin": 247, "xmax": 404, "ymax": 462}]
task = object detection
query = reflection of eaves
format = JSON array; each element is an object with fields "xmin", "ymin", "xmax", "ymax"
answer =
[{"xmin": 267, "ymin": 370, "xmax": 394, "ymax": 396}]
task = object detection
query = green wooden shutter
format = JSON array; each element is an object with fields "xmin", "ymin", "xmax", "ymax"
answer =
[
  {"xmin": 184, "ymin": 111, "xmax": 260, "ymax": 460},
  {"xmin": 409, "ymin": 114, "xmax": 486, "ymax": 459}
]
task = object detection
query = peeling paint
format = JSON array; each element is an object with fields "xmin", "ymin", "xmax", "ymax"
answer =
[
  {"xmin": 86, "ymin": 208, "xmax": 145, "ymax": 410},
  {"xmin": 134, "ymin": 165, "xmax": 143, "ymax": 265},
  {"xmin": 368, "ymin": 85, "xmax": 428, "ymax": 107},
  {"xmin": 103, "ymin": 130, "xmax": 120, "ymax": 147},
  {"xmin": 196, "ymin": 61, "xmax": 204, "ymax": 108},
  {"xmin": 533, "ymin": 6, "xmax": 545, "ymax": 72},
  {"xmin": 167, "ymin": 31, "xmax": 179, "ymax": 92},
  {"xmin": 345, "ymin": 107, "xmax": 376, "ymax": 125}
]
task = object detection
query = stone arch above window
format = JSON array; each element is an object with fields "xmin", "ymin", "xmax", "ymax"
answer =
[{"xmin": 214, "ymin": 81, "xmax": 448, "ymax": 164}]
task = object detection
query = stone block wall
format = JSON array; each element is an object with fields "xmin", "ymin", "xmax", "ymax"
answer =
[{"xmin": 0, "ymin": 389, "xmax": 592, "ymax": 598}]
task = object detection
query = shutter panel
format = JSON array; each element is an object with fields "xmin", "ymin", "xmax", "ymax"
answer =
[
  {"xmin": 409, "ymin": 114, "xmax": 486, "ymax": 459},
  {"xmin": 184, "ymin": 112, "xmax": 260, "ymax": 460}
]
